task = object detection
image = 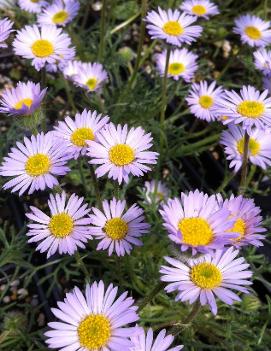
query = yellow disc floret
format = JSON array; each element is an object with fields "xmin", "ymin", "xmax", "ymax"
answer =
[
  {"xmin": 237, "ymin": 100, "xmax": 265, "ymax": 118},
  {"xmin": 71, "ymin": 127, "xmax": 95, "ymax": 147},
  {"xmin": 191, "ymin": 262, "xmax": 222, "ymax": 289},
  {"xmin": 199, "ymin": 95, "xmax": 214, "ymax": 109},
  {"xmin": 163, "ymin": 21, "xmax": 184, "ymax": 36},
  {"xmin": 104, "ymin": 217, "xmax": 128, "ymax": 240},
  {"xmin": 192, "ymin": 5, "xmax": 207, "ymax": 16},
  {"xmin": 31, "ymin": 39, "xmax": 54, "ymax": 58},
  {"xmin": 14, "ymin": 98, "xmax": 33, "ymax": 110},
  {"xmin": 230, "ymin": 218, "xmax": 246, "ymax": 242},
  {"xmin": 244, "ymin": 26, "xmax": 262, "ymax": 40},
  {"xmin": 168, "ymin": 62, "xmax": 185, "ymax": 75},
  {"xmin": 25, "ymin": 154, "xmax": 51, "ymax": 176},
  {"xmin": 109, "ymin": 144, "xmax": 135, "ymax": 166},
  {"xmin": 86, "ymin": 78, "xmax": 97, "ymax": 91},
  {"xmin": 52, "ymin": 10, "xmax": 69, "ymax": 24},
  {"xmin": 78, "ymin": 314, "xmax": 111, "ymax": 349},
  {"xmin": 49, "ymin": 213, "xmax": 74, "ymax": 238},
  {"xmin": 178, "ymin": 217, "xmax": 214, "ymax": 246},
  {"xmin": 237, "ymin": 137, "xmax": 260, "ymax": 156}
]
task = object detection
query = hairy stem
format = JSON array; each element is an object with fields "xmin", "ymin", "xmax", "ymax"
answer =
[
  {"xmin": 138, "ymin": 281, "xmax": 165, "ymax": 311},
  {"xmin": 98, "ymin": 0, "xmax": 107, "ymax": 62},
  {"xmin": 89, "ymin": 164, "xmax": 102, "ymax": 207},
  {"xmin": 78, "ymin": 158, "xmax": 88, "ymax": 194},
  {"xmin": 239, "ymin": 131, "xmax": 250, "ymax": 194},
  {"xmin": 171, "ymin": 302, "xmax": 201, "ymax": 336},
  {"xmin": 75, "ymin": 251, "xmax": 90, "ymax": 283}
]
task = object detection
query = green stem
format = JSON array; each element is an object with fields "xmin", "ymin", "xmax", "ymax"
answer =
[
  {"xmin": 75, "ymin": 251, "xmax": 90, "ymax": 283},
  {"xmin": 128, "ymin": 0, "xmax": 148, "ymax": 89},
  {"xmin": 41, "ymin": 67, "xmax": 46, "ymax": 88},
  {"xmin": 264, "ymin": 0, "xmax": 268, "ymax": 19},
  {"xmin": 138, "ymin": 281, "xmax": 165, "ymax": 311},
  {"xmin": 78, "ymin": 158, "xmax": 88, "ymax": 194},
  {"xmin": 239, "ymin": 131, "xmax": 250, "ymax": 195},
  {"xmin": 159, "ymin": 46, "xmax": 171, "ymax": 153},
  {"xmin": 98, "ymin": 0, "xmax": 107, "ymax": 62},
  {"xmin": 90, "ymin": 164, "xmax": 102, "ymax": 207},
  {"xmin": 171, "ymin": 302, "xmax": 201, "ymax": 336},
  {"xmin": 64, "ymin": 79, "xmax": 76, "ymax": 113}
]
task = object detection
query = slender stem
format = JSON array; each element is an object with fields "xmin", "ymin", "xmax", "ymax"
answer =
[
  {"xmin": 171, "ymin": 302, "xmax": 201, "ymax": 336},
  {"xmin": 78, "ymin": 158, "xmax": 88, "ymax": 194},
  {"xmin": 64, "ymin": 79, "xmax": 76, "ymax": 113},
  {"xmin": 98, "ymin": 0, "xmax": 107, "ymax": 62},
  {"xmin": 128, "ymin": 0, "xmax": 148, "ymax": 89},
  {"xmin": 264, "ymin": 0, "xmax": 268, "ymax": 19},
  {"xmin": 138, "ymin": 281, "xmax": 165, "ymax": 311},
  {"xmin": 239, "ymin": 132, "xmax": 250, "ymax": 195},
  {"xmin": 89, "ymin": 164, "xmax": 102, "ymax": 207},
  {"xmin": 41, "ymin": 67, "xmax": 46, "ymax": 88},
  {"xmin": 159, "ymin": 46, "xmax": 171, "ymax": 152},
  {"xmin": 75, "ymin": 251, "xmax": 90, "ymax": 283}
]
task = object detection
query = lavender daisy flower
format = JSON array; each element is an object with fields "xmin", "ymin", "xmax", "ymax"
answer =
[
  {"xmin": 90, "ymin": 198, "xmax": 150, "ymax": 256},
  {"xmin": 234, "ymin": 14, "xmax": 271, "ymax": 48},
  {"xmin": 220, "ymin": 125, "xmax": 271, "ymax": 172},
  {"xmin": 156, "ymin": 48, "xmax": 198, "ymax": 82},
  {"xmin": 0, "ymin": 132, "xmax": 70, "ymax": 196},
  {"xmin": 263, "ymin": 75, "xmax": 271, "ymax": 95},
  {"xmin": 221, "ymin": 195, "xmax": 266, "ymax": 248},
  {"xmin": 160, "ymin": 247, "xmax": 252, "ymax": 315},
  {"xmin": 144, "ymin": 180, "xmax": 169, "ymax": 204},
  {"xmin": 18, "ymin": 0, "xmax": 48, "ymax": 13},
  {"xmin": 87, "ymin": 123, "xmax": 158, "ymax": 184},
  {"xmin": 0, "ymin": 81, "xmax": 47, "ymax": 116},
  {"xmin": 38, "ymin": 0, "xmax": 80, "ymax": 27},
  {"xmin": 146, "ymin": 7, "xmax": 202, "ymax": 46},
  {"xmin": 180, "ymin": 0, "xmax": 219, "ymax": 19},
  {"xmin": 62, "ymin": 60, "xmax": 83, "ymax": 80},
  {"xmin": 253, "ymin": 48, "xmax": 271, "ymax": 76},
  {"xmin": 216, "ymin": 85, "xmax": 271, "ymax": 131},
  {"xmin": 45, "ymin": 280, "xmax": 139, "ymax": 350},
  {"xmin": 160, "ymin": 189, "xmax": 236, "ymax": 255},
  {"xmin": 186, "ymin": 81, "xmax": 224, "ymax": 122},
  {"xmin": 0, "ymin": 0, "xmax": 16, "ymax": 9},
  {"xmin": 130, "ymin": 327, "xmax": 183, "ymax": 351},
  {"xmin": 13, "ymin": 24, "xmax": 75, "ymax": 71},
  {"xmin": 26, "ymin": 192, "xmax": 92, "ymax": 258},
  {"xmin": 73, "ymin": 62, "xmax": 108, "ymax": 92},
  {"xmin": 44, "ymin": 44, "xmax": 76, "ymax": 73},
  {"xmin": 54, "ymin": 109, "xmax": 109, "ymax": 159},
  {"xmin": 0, "ymin": 18, "xmax": 13, "ymax": 48}
]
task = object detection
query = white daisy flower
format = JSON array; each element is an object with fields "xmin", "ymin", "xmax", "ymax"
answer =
[
  {"xmin": 72, "ymin": 62, "xmax": 108, "ymax": 92},
  {"xmin": 18, "ymin": 0, "xmax": 48, "ymax": 14},
  {"xmin": 180, "ymin": 0, "xmax": 219, "ymax": 19},
  {"xmin": 253, "ymin": 48, "xmax": 271, "ymax": 76}
]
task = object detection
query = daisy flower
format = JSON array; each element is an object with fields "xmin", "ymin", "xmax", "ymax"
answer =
[
  {"xmin": 144, "ymin": 180, "xmax": 169, "ymax": 204},
  {"xmin": 38, "ymin": 0, "xmax": 80, "ymax": 27},
  {"xmin": 216, "ymin": 85, "xmax": 271, "ymax": 131},
  {"xmin": 220, "ymin": 125, "xmax": 271, "ymax": 172},
  {"xmin": 130, "ymin": 327, "xmax": 183, "ymax": 351},
  {"xmin": 146, "ymin": 7, "xmax": 202, "ymax": 46},
  {"xmin": 13, "ymin": 24, "xmax": 75, "ymax": 71},
  {"xmin": 253, "ymin": 48, "xmax": 271, "ymax": 76},
  {"xmin": 87, "ymin": 123, "xmax": 158, "ymax": 184},
  {"xmin": 45, "ymin": 280, "xmax": 139, "ymax": 351},
  {"xmin": 0, "ymin": 18, "xmax": 13, "ymax": 48},
  {"xmin": 62, "ymin": 60, "xmax": 83, "ymax": 80},
  {"xmin": 0, "ymin": 132, "xmax": 70, "ymax": 196},
  {"xmin": 220, "ymin": 195, "xmax": 266, "ymax": 248},
  {"xmin": 263, "ymin": 75, "xmax": 271, "ymax": 95},
  {"xmin": 160, "ymin": 189, "xmax": 236, "ymax": 255},
  {"xmin": 156, "ymin": 48, "xmax": 198, "ymax": 82},
  {"xmin": 18, "ymin": 0, "xmax": 48, "ymax": 13},
  {"xmin": 180, "ymin": 0, "xmax": 219, "ymax": 19},
  {"xmin": 160, "ymin": 247, "xmax": 253, "ymax": 315},
  {"xmin": 233, "ymin": 14, "xmax": 271, "ymax": 48},
  {"xmin": 0, "ymin": 81, "xmax": 47, "ymax": 117},
  {"xmin": 54, "ymin": 109, "xmax": 109, "ymax": 159},
  {"xmin": 73, "ymin": 62, "xmax": 108, "ymax": 92},
  {"xmin": 26, "ymin": 192, "xmax": 92, "ymax": 258},
  {"xmin": 90, "ymin": 198, "xmax": 150, "ymax": 256},
  {"xmin": 0, "ymin": 0, "xmax": 16, "ymax": 9},
  {"xmin": 186, "ymin": 81, "xmax": 224, "ymax": 122}
]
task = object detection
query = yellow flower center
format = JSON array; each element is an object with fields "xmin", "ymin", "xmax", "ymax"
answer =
[
  {"xmin": 25, "ymin": 154, "xmax": 51, "ymax": 177},
  {"xmin": 221, "ymin": 115, "xmax": 229, "ymax": 121},
  {"xmin": 178, "ymin": 217, "xmax": 213, "ymax": 246},
  {"xmin": 244, "ymin": 26, "xmax": 262, "ymax": 40},
  {"xmin": 163, "ymin": 21, "xmax": 184, "ymax": 36},
  {"xmin": 229, "ymin": 217, "xmax": 246, "ymax": 242},
  {"xmin": 14, "ymin": 98, "xmax": 33, "ymax": 110},
  {"xmin": 168, "ymin": 62, "xmax": 185, "ymax": 75},
  {"xmin": 237, "ymin": 100, "xmax": 265, "ymax": 118},
  {"xmin": 199, "ymin": 95, "xmax": 214, "ymax": 109},
  {"xmin": 86, "ymin": 78, "xmax": 97, "ymax": 91},
  {"xmin": 192, "ymin": 4, "xmax": 207, "ymax": 15},
  {"xmin": 70, "ymin": 127, "xmax": 95, "ymax": 147},
  {"xmin": 30, "ymin": 0, "xmax": 39, "ymax": 2},
  {"xmin": 78, "ymin": 314, "xmax": 111, "ymax": 349},
  {"xmin": 104, "ymin": 217, "xmax": 128, "ymax": 240},
  {"xmin": 237, "ymin": 137, "xmax": 260, "ymax": 156},
  {"xmin": 31, "ymin": 39, "xmax": 54, "ymax": 58},
  {"xmin": 52, "ymin": 10, "xmax": 69, "ymax": 24},
  {"xmin": 109, "ymin": 144, "xmax": 135, "ymax": 166},
  {"xmin": 49, "ymin": 213, "xmax": 74, "ymax": 238},
  {"xmin": 191, "ymin": 262, "xmax": 222, "ymax": 289}
]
